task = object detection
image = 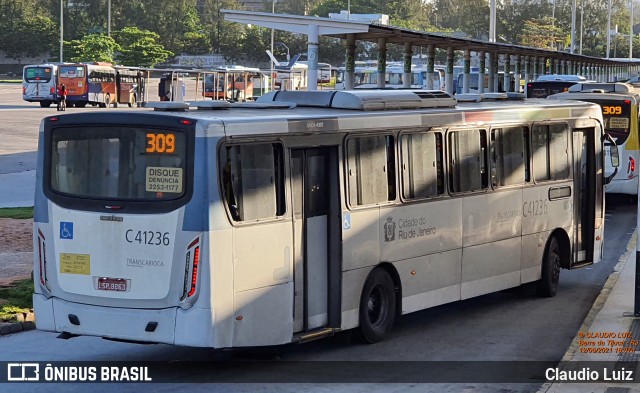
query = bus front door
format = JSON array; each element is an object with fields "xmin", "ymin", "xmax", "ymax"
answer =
[
  {"xmin": 291, "ymin": 147, "xmax": 341, "ymax": 333},
  {"xmin": 572, "ymin": 129, "xmax": 596, "ymax": 266}
]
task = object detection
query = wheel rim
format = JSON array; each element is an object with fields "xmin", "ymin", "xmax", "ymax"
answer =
[{"xmin": 367, "ymin": 285, "xmax": 386, "ymax": 327}]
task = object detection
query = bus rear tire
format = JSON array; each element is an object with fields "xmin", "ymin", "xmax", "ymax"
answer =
[
  {"xmin": 537, "ymin": 236, "xmax": 561, "ymax": 297},
  {"xmin": 39, "ymin": 101, "xmax": 51, "ymax": 108},
  {"xmin": 357, "ymin": 268, "xmax": 396, "ymax": 343},
  {"xmin": 75, "ymin": 102, "xmax": 85, "ymax": 108}
]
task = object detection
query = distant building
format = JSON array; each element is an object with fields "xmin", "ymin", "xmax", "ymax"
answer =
[{"xmin": 328, "ymin": 10, "xmax": 389, "ymax": 26}]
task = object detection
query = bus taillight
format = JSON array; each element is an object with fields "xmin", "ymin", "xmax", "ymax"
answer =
[
  {"xmin": 37, "ymin": 229, "xmax": 49, "ymax": 290},
  {"xmin": 188, "ymin": 247, "xmax": 200, "ymax": 298},
  {"xmin": 181, "ymin": 236, "xmax": 201, "ymax": 300},
  {"xmin": 628, "ymin": 156, "xmax": 635, "ymax": 179}
]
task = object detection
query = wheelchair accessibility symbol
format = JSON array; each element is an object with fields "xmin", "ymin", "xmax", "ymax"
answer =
[{"xmin": 60, "ymin": 222, "xmax": 74, "ymax": 239}]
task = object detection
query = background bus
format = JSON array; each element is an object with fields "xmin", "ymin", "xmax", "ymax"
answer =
[
  {"xmin": 526, "ymin": 75, "xmax": 588, "ymax": 98},
  {"xmin": 203, "ymin": 66, "xmax": 263, "ymax": 101},
  {"xmin": 548, "ymin": 82, "xmax": 639, "ymax": 195},
  {"xmin": 22, "ymin": 64, "xmax": 59, "ymax": 107},
  {"xmin": 58, "ymin": 62, "xmax": 117, "ymax": 108},
  {"xmin": 115, "ymin": 68, "xmax": 143, "ymax": 107},
  {"xmin": 33, "ymin": 90, "xmax": 616, "ymax": 348}
]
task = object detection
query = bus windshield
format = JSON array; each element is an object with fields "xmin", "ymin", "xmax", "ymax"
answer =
[
  {"xmin": 24, "ymin": 66, "xmax": 53, "ymax": 83},
  {"xmin": 59, "ymin": 66, "xmax": 85, "ymax": 78},
  {"xmin": 49, "ymin": 127, "xmax": 187, "ymax": 201},
  {"xmin": 588, "ymin": 99, "xmax": 631, "ymax": 138}
]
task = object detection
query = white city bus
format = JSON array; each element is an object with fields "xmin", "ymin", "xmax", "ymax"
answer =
[
  {"xmin": 548, "ymin": 82, "xmax": 639, "ymax": 195},
  {"xmin": 22, "ymin": 64, "xmax": 59, "ymax": 108},
  {"xmin": 33, "ymin": 90, "xmax": 617, "ymax": 347}
]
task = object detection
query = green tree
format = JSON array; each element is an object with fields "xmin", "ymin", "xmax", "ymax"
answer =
[
  {"xmin": 115, "ymin": 27, "xmax": 173, "ymax": 67},
  {"xmin": 66, "ymin": 34, "xmax": 121, "ymax": 63},
  {"xmin": 519, "ymin": 17, "xmax": 565, "ymax": 50}
]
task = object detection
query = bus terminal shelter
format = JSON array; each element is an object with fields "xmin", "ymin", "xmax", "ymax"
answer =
[{"xmin": 223, "ymin": 10, "xmax": 640, "ymax": 95}]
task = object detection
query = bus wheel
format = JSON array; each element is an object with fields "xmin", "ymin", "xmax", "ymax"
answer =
[
  {"xmin": 357, "ymin": 268, "xmax": 396, "ymax": 343},
  {"xmin": 39, "ymin": 101, "xmax": 51, "ymax": 108},
  {"xmin": 75, "ymin": 102, "xmax": 85, "ymax": 108},
  {"xmin": 537, "ymin": 236, "xmax": 561, "ymax": 297}
]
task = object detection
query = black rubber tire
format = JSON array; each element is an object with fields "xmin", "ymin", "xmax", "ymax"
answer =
[
  {"xmin": 39, "ymin": 101, "xmax": 51, "ymax": 108},
  {"xmin": 537, "ymin": 236, "xmax": 561, "ymax": 297},
  {"xmin": 357, "ymin": 268, "xmax": 396, "ymax": 343},
  {"xmin": 74, "ymin": 102, "xmax": 85, "ymax": 108}
]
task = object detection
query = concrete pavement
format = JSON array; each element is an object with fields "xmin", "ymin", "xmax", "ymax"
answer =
[
  {"xmin": 0, "ymin": 170, "xmax": 35, "ymax": 208},
  {"xmin": 539, "ymin": 233, "xmax": 640, "ymax": 392}
]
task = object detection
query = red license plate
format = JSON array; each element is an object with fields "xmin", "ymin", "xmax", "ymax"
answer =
[{"xmin": 97, "ymin": 278, "xmax": 128, "ymax": 292}]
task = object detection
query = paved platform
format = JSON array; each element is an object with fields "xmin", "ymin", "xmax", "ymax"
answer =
[
  {"xmin": 0, "ymin": 170, "xmax": 35, "ymax": 208},
  {"xmin": 539, "ymin": 233, "xmax": 640, "ymax": 392}
]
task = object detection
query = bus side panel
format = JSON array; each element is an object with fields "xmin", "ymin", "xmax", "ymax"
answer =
[
  {"xmin": 341, "ymin": 267, "xmax": 371, "ymax": 330},
  {"xmin": 379, "ymin": 199, "xmax": 463, "ymax": 262},
  {"xmin": 232, "ymin": 221, "xmax": 293, "ymax": 346},
  {"xmin": 461, "ymin": 237, "xmax": 521, "ymax": 299},
  {"xmin": 394, "ymin": 249, "xmax": 462, "ymax": 314},
  {"xmin": 460, "ymin": 191, "xmax": 522, "ymax": 297},
  {"xmin": 521, "ymin": 182, "xmax": 573, "ymax": 236},
  {"xmin": 232, "ymin": 283, "xmax": 293, "ymax": 346},
  {"xmin": 521, "ymin": 231, "xmax": 550, "ymax": 283},
  {"xmin": 342, "ymin": 209, "xmax": 380, "ymax": 271}
]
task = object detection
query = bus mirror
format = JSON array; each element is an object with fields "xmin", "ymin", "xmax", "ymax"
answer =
[
  {"xmin": 604, "ymin": 133, "xmax": 620, "ymax": 168},
  {"xmin": 609, "ymin": 144, "xmax": 620, "ymax": 168},
  {"xmin": 603, "ymin": 133, "xmax": 619, "ymax": 185}
]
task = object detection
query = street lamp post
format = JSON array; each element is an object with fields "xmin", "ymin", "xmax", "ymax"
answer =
[
  {"xmin": 60, "ymin": 0, "xmax": 63, "ymax": 62},
  {"xmin": 276, "ymin": 42, "xmax": 290, "ymax": 61},
  {"xmin": 270, "ymin": 0, "xmax": 276, "ymax": 91},
  {"xmin": 107, "ymin": 0, "xmax": 111, "ymax": 37}
]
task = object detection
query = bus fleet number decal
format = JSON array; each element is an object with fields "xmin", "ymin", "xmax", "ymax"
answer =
[
  {"xmin": 523, "ymin": 199, "xmax": 548, "ymax": 217},
  {"xmin": 125, "ymin": 230, "xmax": 170, "ymax": 246}
]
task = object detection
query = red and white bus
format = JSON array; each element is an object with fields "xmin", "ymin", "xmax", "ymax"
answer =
[{"xmin": 58, "ymin": 62, "xmax": 117, "ymax": 108}]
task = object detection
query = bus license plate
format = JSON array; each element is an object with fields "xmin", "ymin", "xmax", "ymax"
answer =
[{"xmin": 97, "ymin": 277, "xmax": 128, "ymax": 292}]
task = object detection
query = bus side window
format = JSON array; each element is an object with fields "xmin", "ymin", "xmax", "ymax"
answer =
[
  {"xmin": 219, "ymin": 143, "xmax": 285, "ymax": 222},
  {"xmin": 532, "ymin": 124, "xmax": 569, "ymax": 181},
  {"xmin": 448, "ymin": 129, "xmax": 488, "ymax": 193},
  {"xmin": 347, "ymin": 135, "xmax": 395, "ymax": 206},
  {"xmin": 490, "ymin": 126, "xmax": 526, "ymax": 187},
  {"xmin": 401, "ymin": 131, "xmax": 444, "ymax": 199}
]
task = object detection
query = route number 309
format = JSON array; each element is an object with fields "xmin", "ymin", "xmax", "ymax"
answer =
[
  {"xmin": 602, "ymin": 105, "xmax": 622, "ymax": 115},
  {"xmin": 146, "ymin": 133, "xmax": 176, "ymax": 154}
]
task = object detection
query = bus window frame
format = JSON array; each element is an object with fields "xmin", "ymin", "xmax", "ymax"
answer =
[
  {"xmin": 398, "ymin": 128, "xmax": 447, "ymax": 203},
  {"xmin": 42, "ymin": 117, "xmax": 196, "ymax": 214},
  {"xmin": 529, "ymin": 121, "xmax": 572, "ymax": 184},
  {"xmin": 488, "ymin": 123, "xmax": 529, "ymax": 190},
  {"xmin": 446, "ymin": 127, "xmax": 490, "ymax": 195},
  {"xmin": 344, "ymin": 132, "xmax": 399, "ymax": 211},
  {"xmin": 217, "ymin": 138, "xmax": 289, "ymax": 227}
]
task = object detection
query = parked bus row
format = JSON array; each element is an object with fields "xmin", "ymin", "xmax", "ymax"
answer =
[
  {"xmin": 33, "ymin": 90, "xmax": 619, "ymax": 348},
  {"xmin": 22, "ymin": 63, "xmax": 144, "ymax": 108}
]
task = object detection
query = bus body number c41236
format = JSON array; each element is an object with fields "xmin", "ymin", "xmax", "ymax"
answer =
[
  {"xmin": 602, "ymin": 105, "xmax": 622, "ymax": 115},
  {"xmin": 125, "ymin": 230, "xmax": 170, "ymax": 246}
]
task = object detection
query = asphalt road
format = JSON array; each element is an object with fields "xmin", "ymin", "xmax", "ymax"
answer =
[{"xmin": 0, "ymin": 83, "xmax": 637, "ymax": 392}]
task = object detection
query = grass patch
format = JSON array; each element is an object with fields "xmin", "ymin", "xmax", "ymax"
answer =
[
  {"xmin": 0, "ymin": 207, "xmax": 33, "ymax": 219},
  {"xmin": 0, "ymin": 279, "xmax": 33, "ymax": 322}
]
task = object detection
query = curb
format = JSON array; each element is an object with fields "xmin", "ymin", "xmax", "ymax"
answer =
[
  {"xmin": 0, "ymin": 321, "xmax": 35, "ymax": 336},
  {"xmin": 0, "ymin": 311, "xmax": 36, "ymax": 336}
]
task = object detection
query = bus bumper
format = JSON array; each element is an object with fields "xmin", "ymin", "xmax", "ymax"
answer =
[
  {"xmin": 605, "ymin": 177, "xmax": 638, "ymax": 195},
  {"xmin": 33, "ymin": 294, "xmax": 215, "ymax": 347}
]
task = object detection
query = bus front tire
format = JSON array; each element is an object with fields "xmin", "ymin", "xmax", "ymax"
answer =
[
  {"xmin": 357, "ymin": 268, "xmax": 396, "ymax": 343},
  {"xmin": 537, "ymin": 236, "xmax": 561, "ymax": 297},
  {"xmin": 39, "ymin": 101, "xmax": 51, "ymax": 108}
]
